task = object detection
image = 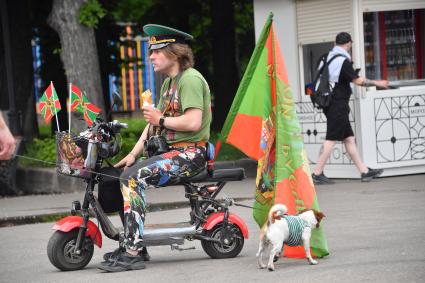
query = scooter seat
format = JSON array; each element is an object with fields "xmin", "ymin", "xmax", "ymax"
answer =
[
  {"xmin": 181, "ymin": 167, "xmax": 245, "ymax": 183},
  {"xmin": 208, "ymin": 168, "xmax": 245, "ymax": 181}
]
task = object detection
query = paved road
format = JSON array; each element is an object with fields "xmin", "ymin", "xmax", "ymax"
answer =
[{"xmin": 0, "ymin": 175, "xmax": 424, "ymax": 282}]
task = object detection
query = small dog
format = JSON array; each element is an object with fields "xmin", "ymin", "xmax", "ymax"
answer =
[{"xmin": 256, "ymin": 204, "xmax": 325, "ymax": 271}]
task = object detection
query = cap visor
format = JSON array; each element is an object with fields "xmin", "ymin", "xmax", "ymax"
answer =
[{"xmin": 149, "ymin": 42, "xmax": 170, "ymax": 50}]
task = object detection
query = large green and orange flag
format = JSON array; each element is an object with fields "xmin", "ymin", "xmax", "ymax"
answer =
[
  {"xmin": 216, "ymin": 13, "xmax": 329, "ymax": 258},
  {"xmin": 38, "ymin": 82, "xmax": 61, "ymax": 123},
  {"xmin": 70, "ymin": 84, "xmax": 101, "ymax": 126}
]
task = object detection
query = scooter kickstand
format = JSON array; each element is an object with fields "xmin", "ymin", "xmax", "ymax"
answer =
[{"xmin": 171, "ymin": 244, "xmax": 196, "ymax": 252}]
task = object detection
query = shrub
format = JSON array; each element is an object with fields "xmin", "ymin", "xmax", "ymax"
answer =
[{"xmin": 19, "ymin": 138, "xmax": 56, "ymax": 167}]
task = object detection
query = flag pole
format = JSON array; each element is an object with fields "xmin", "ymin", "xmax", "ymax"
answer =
[
  {"xmin": 52, "ymin": 81, "xmax": 61, "ymax": 132},
  {"xmin": 69, "ymin": 83, "xmax": 72, "ymax": 134}
]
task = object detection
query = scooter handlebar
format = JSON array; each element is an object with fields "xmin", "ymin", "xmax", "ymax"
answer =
[{"xmin": 108, "ymin": 120, "xmax": 128, "ymax": 133}]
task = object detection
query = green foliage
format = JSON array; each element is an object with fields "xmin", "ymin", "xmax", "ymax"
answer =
[
  {"xmin": 52, "ymin": 48, "xmax": 61, "ymax": 55},
  {"xmin": 234, "ymin": 2, "xmax": 254, "ymax": 35},
  {"xmin": 38, "ymin": 124, "xmax": 52, "ymax": 139},
  {"xmin": 109, "ymin": 0, "xmax": 154, "ymax": 23},
  {"xmin": 79, "ymin": 0, "xmax": 106, "ymax": 28},
  {"xmin": 118, "ymin": 118, "xmax": 148, "ymax": 136},
  {"xmin": 19, "ymin": 138, "xmax": 56, "ymax": 167},
  {"xmin": 234, "ymin": 1, "xmax": 255, "ymax": 73}
]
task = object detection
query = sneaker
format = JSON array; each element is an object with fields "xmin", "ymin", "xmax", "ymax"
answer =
[
  {"xmin": 361, "ymin": 167, "xmax": 384, "ymax": 182},
  {"xmin": 140, "ymin": 247, "xmax": 151, "ymax": 261},
  {"xmin": 104, "ymin": 247, "xmax": 150, "ymax": 262},
  {"xmin": 103, "ymin": 247, "xmax": 124, "ymax": 261},
  {"xmin": 312, "ymin": 173, "xmax": 334, "ymax": 185},
  {"xmin": 98, "ymin": 251, "xmax": 146, "ymax": 272}
]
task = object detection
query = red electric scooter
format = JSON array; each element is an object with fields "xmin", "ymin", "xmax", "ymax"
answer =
[{"xmin": 47, "ymin": 112, "xmax": 248, "ymax": 271}]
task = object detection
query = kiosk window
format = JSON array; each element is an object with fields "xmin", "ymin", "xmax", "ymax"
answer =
[
  {"xmin": 364, "ymin": 9, "xmax": 424, "ymax": 81},
  {"xmin": 302, "ymin": 42, "xmax": 333, "ymax": 95}
]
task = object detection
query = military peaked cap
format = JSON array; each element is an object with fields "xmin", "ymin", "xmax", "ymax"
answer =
[{"xmin": 143, "ymin": 24, "xmax": 193, "ymax": 50}]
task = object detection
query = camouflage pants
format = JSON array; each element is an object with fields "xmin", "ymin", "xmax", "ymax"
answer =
[{"xmin": 119, "ymin": 147, "xmax": 206, "ymax": 251}]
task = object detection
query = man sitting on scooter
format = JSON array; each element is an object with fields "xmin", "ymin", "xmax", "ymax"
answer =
[{"xmin": 98, "ymin": 24, "xmax": 212, "ymax": 272}]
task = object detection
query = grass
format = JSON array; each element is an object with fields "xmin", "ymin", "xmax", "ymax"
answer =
[{"xmin": 18, "ymin": 137, "xmax": 56, "ymax": 167}]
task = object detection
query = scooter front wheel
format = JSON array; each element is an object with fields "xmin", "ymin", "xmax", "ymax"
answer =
[
  {"xmin": 47, "ymin": 229, "xmax": 94, "ymax": 271},
  {"xmin": 201, "ymin": 223, "xmax": 244, "ymax": 259}
]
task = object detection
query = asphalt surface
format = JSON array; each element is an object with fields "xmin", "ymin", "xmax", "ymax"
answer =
[{"xmin": 0, "ymin": 174, "xmax": 424, "ymax": 282}]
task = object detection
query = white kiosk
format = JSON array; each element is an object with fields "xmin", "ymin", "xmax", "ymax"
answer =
[{"xmin": 253, "ymin": 0, "xmax": 425, "ymax": 178}]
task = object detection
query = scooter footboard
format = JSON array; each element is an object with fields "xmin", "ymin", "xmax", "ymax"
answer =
[
  {"xmin": 203, "ymin": 212, "xmax": 249, "ymax": 239},
  {"xmin": 52, "ymin": 216, "xmax": 102, "ymax": 247},
  {"xmin": 142, "ymin": 223, "xmax": 196, "ymax": 246}
]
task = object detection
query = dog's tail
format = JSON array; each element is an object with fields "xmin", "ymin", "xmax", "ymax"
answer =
[{"xmin": 268, "ymin": 204, "xmax": 288, "ymax": 225}]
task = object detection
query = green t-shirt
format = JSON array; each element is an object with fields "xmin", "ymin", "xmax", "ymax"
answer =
[{"xmin": 158, "ymin": 68, "xmax": 211, "ymax": 144}]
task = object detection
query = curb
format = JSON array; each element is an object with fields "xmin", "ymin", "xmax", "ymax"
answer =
[{"xmin": 0, "ymin": 197, "xmax": 253, "ymax": 228}]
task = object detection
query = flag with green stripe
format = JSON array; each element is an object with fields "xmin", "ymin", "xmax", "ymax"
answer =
[
  {"xmin": 38, "ymin": 82, "xmax": 61, "ymax": 123},
  {"xmin": 216, "ymin": 13, "xmax": 329, "ymax": 258},
  {"xmin": 70, "ymin": 84, "xmax": 101, "ymax": 126}
]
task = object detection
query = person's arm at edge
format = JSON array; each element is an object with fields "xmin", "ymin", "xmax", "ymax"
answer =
[
  {"xmin": 0, "ymin": 111, "xmax": 16, "ymax": 160},
  {"xmin": 130, "ymin": 124, "xmax": 150, "ymax": 157},
  {"xmin": 353, "ymin": 77, "xmax": 389, "ymax": 89},
  {"xmin": 114, "ymin": 124, "xmax": 149, "ymax": 168}
]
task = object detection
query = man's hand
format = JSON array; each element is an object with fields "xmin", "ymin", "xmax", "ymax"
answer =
[
  {"xmin": 354, "ymin": 77, "xmax": 390, "ymax": 89},
  {"xmin": 0, "ymin": 124, "xmax": 16, "ymax": 160},
  {"xmin": 142, "ymin": 106, "xmax": 161, "ymax": 126},
  {"xmin": 374, "ymin": 80, "xmax": 389, "ymax": 89},
  {"xmin": 114, "ymin": 154, "xmax": 136, "ymax": 169}
]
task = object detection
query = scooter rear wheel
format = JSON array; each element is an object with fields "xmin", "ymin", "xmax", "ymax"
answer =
[
  {"xmin": 201, "ymin": 223, "xmax": 244, "ymax": 259},
  {"xmin": 47, "ymin": 229, "xmax": 94, "ymax": 271}
]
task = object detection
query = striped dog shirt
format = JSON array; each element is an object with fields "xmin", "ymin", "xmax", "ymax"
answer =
[{"xmin": 284, "ymin": 216, "xmax": 308, "ymax": 246}]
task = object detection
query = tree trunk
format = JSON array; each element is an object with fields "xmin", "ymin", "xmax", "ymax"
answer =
[
  {"xmin": 210, "ymin": 0, "xmax": 238, "ymax": 131},
  {"xmin": 48, "ymin": 0, "xmax": 105, "ymax": 132}
]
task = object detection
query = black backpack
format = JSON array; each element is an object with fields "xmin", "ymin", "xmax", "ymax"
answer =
[{"xmin": 310, "ymin": 53, "xmax": 345, "ymax": 109}]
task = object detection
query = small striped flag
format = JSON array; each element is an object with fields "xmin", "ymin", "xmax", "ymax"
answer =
[
  {"xmin": 70, "ymin": 84, "xmax": 101, "ymax": 126},
  {"xmin": 38, "ymin": 82, "xmax": 61, "ymax": 123}
]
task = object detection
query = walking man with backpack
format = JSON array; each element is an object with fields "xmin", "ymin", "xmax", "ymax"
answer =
[{"xmin": 311, "ymin": 32, "xmax": 389, "ymax": 185}]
